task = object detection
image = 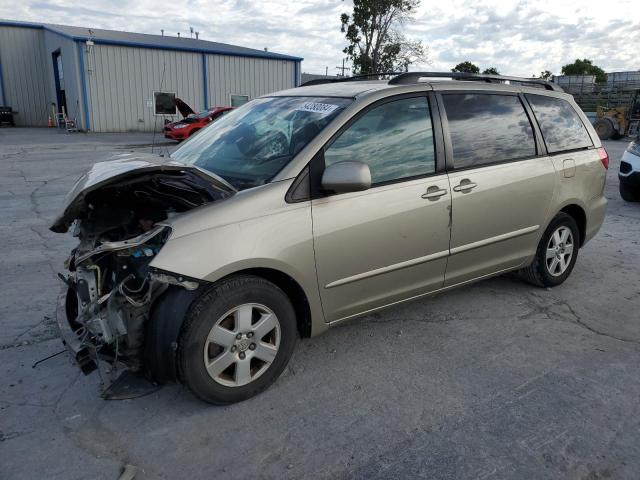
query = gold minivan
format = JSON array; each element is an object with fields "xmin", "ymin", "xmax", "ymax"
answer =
[{"xmin": 53, "ymin": 73, "xmax": 608, "ymax": 404}]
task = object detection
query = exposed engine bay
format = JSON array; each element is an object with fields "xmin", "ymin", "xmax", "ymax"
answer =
[{"xmin": 53, "ymin": 156, "xmax": 234, "ymax": 379}]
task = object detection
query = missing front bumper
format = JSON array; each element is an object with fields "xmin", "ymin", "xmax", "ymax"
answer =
[
  {"xmin": 55, "ymin": 287, "xmax": 161, "ymax": 399},
  {"xmin": 55, "ymin": 288, "xmax": 97, "ymax": 375}
]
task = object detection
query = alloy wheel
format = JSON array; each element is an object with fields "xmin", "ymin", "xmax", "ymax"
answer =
[
  {"xmin": 545, "ymin": 226, "xmax": 574, "ymax": 277},
  {"xmin": 203, "ymin": 303, "xmax": 281, "ymax": 387}
]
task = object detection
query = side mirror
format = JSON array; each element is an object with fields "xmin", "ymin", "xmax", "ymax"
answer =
[{"xmin": 321, "ymin": 161, "xmax": 371, "ymax": 194}]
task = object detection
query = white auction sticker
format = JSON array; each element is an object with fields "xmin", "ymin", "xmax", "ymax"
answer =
[{"xmin": 296, "ymin": 102, "xmax": 339, "ymax": 115}]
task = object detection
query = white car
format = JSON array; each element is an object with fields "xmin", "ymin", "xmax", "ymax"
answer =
[{"xmin": 619, "ymin": 136, "xmax": 640, "ymax": 202}]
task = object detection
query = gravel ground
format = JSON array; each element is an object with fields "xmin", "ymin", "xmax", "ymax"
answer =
[{"xmin": 1, "ymin": 128, "xmax": 639, "ymax": 480}]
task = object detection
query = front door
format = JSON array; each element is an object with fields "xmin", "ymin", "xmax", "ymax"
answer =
[
  {"xmin": 311, "ymin": 95, "xmax": 451, "ymax": 322},
  {"xmin": 439, "ymin": 92, "xmax": 556, "ymax": 286},
  {"xmin": 52, "ymin": 51, "xmax": 67, "ymax": 115}
]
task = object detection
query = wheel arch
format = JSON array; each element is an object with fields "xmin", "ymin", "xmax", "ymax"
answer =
[
  {"xmin": 559, "ymin": 203, "xmax": 587, "ymax": 247},
  {"xmin": 145, "ymin": 267, "xmax": 315, "ymax": 384},
  {"xmin": 223, "ymin": 267, "xmax": 313, "ymax": 339}
]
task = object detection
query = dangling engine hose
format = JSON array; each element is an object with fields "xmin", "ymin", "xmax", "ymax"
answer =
[{"xmin": 118, "ymin": 274, "xmax": 152, "ymax": 307}]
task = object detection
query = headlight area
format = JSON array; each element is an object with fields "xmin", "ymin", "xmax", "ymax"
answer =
[
  {"xmin": 59, "ymin": 224, "xmax": 200, "ymax": 382},
  {"xmin": 627, "ymin": 140, "xmax": 640, "ymax": 158},
  {"xmin": 149, "ymin": 268, "xmax": 200, "ymax": 290}
]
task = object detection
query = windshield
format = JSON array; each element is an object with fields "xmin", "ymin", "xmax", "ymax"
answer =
[
  {"xmin": 192, "ymin": 110, "xmax": 215, "ymax": 119},
  {"xmin": 171, "ymin": 96, "xmax": 352, "ymax": 190}
]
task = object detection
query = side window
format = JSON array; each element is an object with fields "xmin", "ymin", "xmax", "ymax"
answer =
[
  {"xmin": 525, "ymin": 94, "xmax": 593, "ymax": 153},
  {"xmin": 324, "ymin": 97, "xmax": 435, "ymax": 185},
  {"xmin": 442, "ymin": 94, "xmax": 536, "ymax": 169}
]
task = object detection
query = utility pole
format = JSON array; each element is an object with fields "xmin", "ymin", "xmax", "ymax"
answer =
[
  {"xmin": 325, "ymin": 66, "xmax": 328, "ymax": 76},
  {"xmin": 335, "ymin": 58, "xmax": 350, "ymax": 77}
]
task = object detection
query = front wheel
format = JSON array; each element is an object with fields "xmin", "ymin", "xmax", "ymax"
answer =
[
  {"xmin": 177, "ymin": 276, "xmax": 297, "ymax": 404},
  {"xmin": 520, "ymin": 213, "xmax": 579, "ymax": 288}
]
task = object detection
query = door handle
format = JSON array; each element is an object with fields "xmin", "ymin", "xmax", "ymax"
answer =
[
  {"xmin": 452, "ymin": 179, "xmax": 477, "ymax": 192},
  {"xmin": 421, "ymin": 186, "xmax": 448, "ymax": 200}
]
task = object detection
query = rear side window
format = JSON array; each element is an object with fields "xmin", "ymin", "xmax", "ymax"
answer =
[
  {"xmin": 324, "ymin": 96, "xmax": 435, "ymax": 184},
  {"xmin": 525, "ymin": 94, "xmax": 592, "ymax": 153},
  {"xmin": 442, "ymin": 94, "xmax": 536, "ymax": 169}
]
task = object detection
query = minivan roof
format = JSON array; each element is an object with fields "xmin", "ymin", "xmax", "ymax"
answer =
[
  {"xmin": 272, "ymin": 81, "xmax": 395, "ymax": 98},
  {"xmin": 273, "ymin": 79, "xmax": 571, "ymax": 100}
]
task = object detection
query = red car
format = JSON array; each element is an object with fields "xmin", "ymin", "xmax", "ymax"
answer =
[{"xmin": 164, "ymin": 98, "xmax": 233, "ymax": 141}]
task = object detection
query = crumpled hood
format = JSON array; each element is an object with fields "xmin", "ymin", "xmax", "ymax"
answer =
[{"xmin": 50, "ymin": 152, "xmax": 235, "ymax": 233}]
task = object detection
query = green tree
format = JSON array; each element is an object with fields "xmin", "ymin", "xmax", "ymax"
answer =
[
  {"xmin": 482, "ymin": 67, "xmax": 499, "ymax": 75},
  {"xmin": 451, "ymin": 61, "xmax": 480, "ymax": 74},
  {"xmin": 561, "ymin": 59, "xmax": 606, "ymax": 83},
  {"xmin": 535, "ymin": 70, "xmax": 553, "ymax": 80},
  {"xmin": 341, "ymin": 0, "xmax": 428, "ymax": 74}
]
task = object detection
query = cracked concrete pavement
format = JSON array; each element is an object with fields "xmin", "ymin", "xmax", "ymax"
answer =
[{"xmin": 1, "ymin": 128, "xmax": 639, "ymax": 479}]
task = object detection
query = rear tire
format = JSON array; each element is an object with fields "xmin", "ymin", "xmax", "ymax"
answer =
[
  {"xmin": 593, "ymin": 118, "xmax": 613, "ymax": 140},
  {"xmin": 520, "ymin": 213, "xmax": 579, "ymax": 288},
  {"xmin": 620, "ymin": 182, "xmax": 639, "ymax": 202},
  {"xmin": 177, "ymin": 275, "xmax": 297, "ymax": 405}
]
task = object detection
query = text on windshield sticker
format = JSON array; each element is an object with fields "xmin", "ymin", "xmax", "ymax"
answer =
[{"xmin": 296, "ymin": 102, "xmax": 339, "ymax": 115}]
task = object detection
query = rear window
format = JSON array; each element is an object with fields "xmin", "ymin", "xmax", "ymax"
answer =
[
  {"xmin": 525, "ymin": 94, "xmax": 592, "ymax": 153},
  {"xmin": 441, "ymin": 94, "xmax": 536, "ymax": 169}
]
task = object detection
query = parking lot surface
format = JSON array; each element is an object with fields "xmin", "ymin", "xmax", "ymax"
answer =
[{"xmin": 1, "ymin": 128, "xmax": 639, "ymax": 479}]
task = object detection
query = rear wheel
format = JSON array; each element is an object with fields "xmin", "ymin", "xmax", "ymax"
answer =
[
  {"xmin": 177, "ymin": 276, "xmax": 297, "ymax": 404},
  {"xmin": 620, "ymin": 182, "xmax": 639, "ymax": 202},
  {"xmin": 520, "ymin": 213, "xmax": 579, "ymax": 288}
]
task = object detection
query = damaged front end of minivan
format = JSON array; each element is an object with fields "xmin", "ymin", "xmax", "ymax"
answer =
[{"xmin": 51, "ymin": 153, "xmax": 234, "ymax": 392}]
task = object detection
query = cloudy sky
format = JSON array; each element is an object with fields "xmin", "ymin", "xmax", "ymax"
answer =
[{"xmin": 2, "ymin": 0, "xmax": 638, "ymax": 76}]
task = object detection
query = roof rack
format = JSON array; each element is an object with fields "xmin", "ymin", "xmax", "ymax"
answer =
[
  {"xmin": 388, "ymin": 72, "xmax": 563, "ymax": 92},
  {"xmin": 299, "ymin": 72, "xmax": 402, "ymax": 87}
]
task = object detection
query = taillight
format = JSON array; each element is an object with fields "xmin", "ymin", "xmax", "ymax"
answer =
[{"xmin": 597, "ymin": 147, "xmax": 609, "ymax": 169}]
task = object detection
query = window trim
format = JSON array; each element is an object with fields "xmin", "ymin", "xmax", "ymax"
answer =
[
  {"xmin": 436, "ymin": 90, "xmax": 542, "ymax": 172},
  {"xmin": 518, "ymin": 93, "xmax": 546, "ymax": 156},
  {"xmin": 153, "ymin": 91, "xmax": 177, "ymax": 116},
  {"xmin": 523, "ymin": 93, "xmax": 594, "ymax": 156}
]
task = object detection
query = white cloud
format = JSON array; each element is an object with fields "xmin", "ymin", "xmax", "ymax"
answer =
[{"xmin": 1, "ymin": 0, "xmax": 638, "ymax": 76}]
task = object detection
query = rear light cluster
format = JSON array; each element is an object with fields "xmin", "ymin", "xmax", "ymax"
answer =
[{"xmin": 597, "ymin": 147, "xmax": 609, "ymax": 170}]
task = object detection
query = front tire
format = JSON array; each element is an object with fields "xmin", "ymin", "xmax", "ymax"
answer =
[
  {"xmin": 178, "ymin": 276, "xmax": 297, "ymax": 404},
  {"xmin": 520, "ymin": 213, "xmax": 579, "ymax": 288}
]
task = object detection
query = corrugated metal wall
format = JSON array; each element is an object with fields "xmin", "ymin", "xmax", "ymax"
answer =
[
  {"xmin": 0, "ymin": 26, "xmax": 51, "ymax": 126},
  {"xmin": 85, "ymin": 45, "xmax": 204, "ymax": 132},
  {"xmin": 0, "ymin": 26, "xmax": 298, "ymax": 132},
  {"xmin": 206, "ymin": 55, "xmax": 295, "ymax": 107}
]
